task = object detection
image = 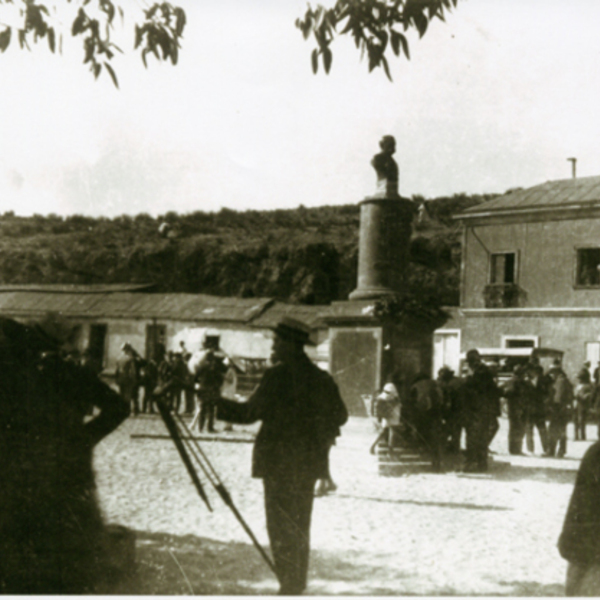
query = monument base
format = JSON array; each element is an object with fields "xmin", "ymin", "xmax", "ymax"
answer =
[{"xmin": 325, "ymin": 300, "xmax": 435, "ymax": 417}]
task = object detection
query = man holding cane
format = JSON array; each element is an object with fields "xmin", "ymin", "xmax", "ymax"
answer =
[{"xmin": 216, "ymin": 317, "xmax": 347, "ymax": 596}]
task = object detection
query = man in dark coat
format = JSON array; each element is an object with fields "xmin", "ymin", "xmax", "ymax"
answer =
[
  {"xmin": 410, "ymin": 373, "xmax": 444, "ymax": 471},
  {"xmin": 462, "ymin": 349, "xmax": 501, "ymax": 473},
  {"xmin": 190, "ymin": 335, "xmax": 229, "ymax": 433},
  {"xmin": 545, "ymin": 366, "xmax": 573, "ymax": 458},
  {"xmin": 502, "ymin": 364, "xmax": 529, "ymax": 455},
  {"xmin": 558, "ymin": 440, "xmax": 600, "ymax": 595},
  {"xmin": 437, "ymin": 367, "xmax": 464, "ymax": 455},
  {"xmin": 216, "ymin": 317, "xmax": 348, "ymax": 596},
  {"xmin": 0, "ymin": 314, "xmax": 129, "ymax": 594},
  {"xmin": 115, "ymin": 342, "xmax": 140, "ymax": 415},
  {"xmin": 524, "ymin": 360, "xmax": 550, "ymax": 454}
]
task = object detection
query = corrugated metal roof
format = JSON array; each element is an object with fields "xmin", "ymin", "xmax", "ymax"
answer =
[
  {"xmin": 460, "ymin": 175, "xmax": 600, "ymax": 215},
  {"xmin": 0, "ymin": 291, "xmax": 273, "ymax": 323},
  {"xmin": 250, "ymin": 302, "xmax": 329, "ymax": 330},
  {"xmin": 0, "ymin": 283, "xmax": 155, "ymax": 293}
]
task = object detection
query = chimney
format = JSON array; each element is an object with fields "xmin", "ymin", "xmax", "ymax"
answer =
[{"xmin": 567, "ymin": 157, "xmax": 577, "ymax": 179}]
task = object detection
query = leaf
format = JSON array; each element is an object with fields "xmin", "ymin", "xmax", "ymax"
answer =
[
  {"xmin": 134, "ymin": 25, "xmax": 143, "ymax": 49},
  {"xmin": 72, "ymin": 9, "xmax": 86, "ymax": 36},
  {"xmin": 414, "ymin": 12, "xmax": 428, "ymax": 37},
  {"xmin": 93, "ymin": 62, "xmax": 101, "ymax": 79},
  {"xmin": 174, "ymin": 7, "xmax": 186, "ymax": 37},
  {"xmin": 311, "ymin": 48, "xmax": 318, "ymax": 74},
  {"xmin": 141, "ymin": 47, "xmax": 148, "ymax": 68},
  {"xmin": 323, "ymin": 46, "xmax": 332, "ymax": 73},
  {"xmin": 390, "ymin": 29, "xmax": 400, "ymax": 56},
  {"xmin": 47, "ymin": 27, "xmax": 55, "ymax": 52},
  {"xmin": 399, "ymin": 32, "xmax": 410, "ymax": 59},
  {"xmin": 381, "ymin": 55, "xmax": 392, "ymax": 81},
  {"xmin": 0, "ymin": 28, "xmax": 11, "ymax": 53},
  {"xmin": 104, "ymin": 61, "xmax": 119, "ymax": 88}
]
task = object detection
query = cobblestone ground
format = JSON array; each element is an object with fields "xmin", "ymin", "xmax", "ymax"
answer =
[{"xmin": 93, "ymin": 414, "xmax": 591, "ymax": 595}]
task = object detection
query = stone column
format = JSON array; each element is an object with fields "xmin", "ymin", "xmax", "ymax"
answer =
[{"xmin": 349, "ymin": 197, "xmax": 415, "ymax": 300}]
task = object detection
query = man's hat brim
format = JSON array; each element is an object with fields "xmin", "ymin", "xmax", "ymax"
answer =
[{"xmin": 271, "ymin": 317, "xmax": 316, "ymax": 346}]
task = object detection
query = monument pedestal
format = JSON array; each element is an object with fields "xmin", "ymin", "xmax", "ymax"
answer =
[{"xmin": 325, "ymin": 300, "xmax": 435, "ymax": 416}]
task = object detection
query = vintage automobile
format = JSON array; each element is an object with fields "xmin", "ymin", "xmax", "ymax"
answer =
[
  {"xmin": 459, "ymin": 347, "xmax": 564, "ymax": 384},
  {"xmin": 459, "ymin": 346, "xmax": 565, "ymax": 416}
]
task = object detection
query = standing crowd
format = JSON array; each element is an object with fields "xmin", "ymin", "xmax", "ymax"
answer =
[
  {"xmin": 115, "ymin": 338, "xmax": 235, "ymax": 434},
  {"xmin": 374, "ymin": 351, "xmax": 599, "ymax": 474}
]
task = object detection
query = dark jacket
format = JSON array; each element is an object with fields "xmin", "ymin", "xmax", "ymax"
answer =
[
  {"xmin": 464, "ymin": 362, "xmax": 501, "ymax": 417},
  {"xmin": 217, "ymin": 354, "xmax": 348, "ymax": 480},
  {"xmin": 0, "ymin": 317, "xmax": 129, "ymax": 594},
  {"xmin": 559, "ymin": 441, "xmax": 600, "ymax": 565}
]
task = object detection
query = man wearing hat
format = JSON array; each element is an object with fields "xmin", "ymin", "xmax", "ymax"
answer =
[
  {"xmin": 216, "ymin": 317, "xmax": 348, "ymax": 596},
  {"xmin": 462, "ymin": 349, "xmax": 501, "ymax": 472}
]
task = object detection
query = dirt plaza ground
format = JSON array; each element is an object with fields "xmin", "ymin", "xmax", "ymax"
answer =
[{"xmin": 93, "ymin": 413, "xmax": 593, "ymax": 596}]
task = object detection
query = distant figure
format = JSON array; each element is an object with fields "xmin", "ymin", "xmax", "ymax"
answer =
[
  {"xmin": 558, "ymin": 441, "xmax": 600, "ymax": 595},
  {"xmin": 0, "ymin": 314, "xmax": 129, "ymax": 593},
  {"xmin": 139, "ymin": 357, "xmax": 159, "ymax": 414},
  {"xmin": 369, "ymin": 382, "xmax": 402, "ymax": 454},
  {"xmin": 409, "ymin": 373, "xmax": 444, "ymax": 472},
  {"xmin": 189, "ymin": 335, "xmax": 229, "ymax": 433},
  {"xmin": 545, "ymin": 366, "xmax": 573, "ymax": 458},
  {"xmin": 502, "ymin": 364, "xmax": 529, "ymax": 455},
  {"xmin": 462, "ymin": 349, "xmax": 502, "ymax": 473},
  {"xmin": 115, "ymin": 343, "xmax": 140, "ymax": 416},
  {"xmin": 574, "ymin": 371, "xmax": 594, "ymax": 441},
  {"xmin": 524, "ymin": 360, "xmax": 550, "ymax": 454},
  {"xmin": 437, "ymin": 366, "xmax": 465, "ymax": 454},
  {"xmin": 371, "ymin": 135, "xmax": 399, "ymax": 198},
  {"xmin": 216, "ymin": 317, "xmax": 348, "ymax": 595}
]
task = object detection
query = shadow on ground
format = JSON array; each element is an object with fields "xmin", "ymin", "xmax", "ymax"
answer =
[
  {"xmin": 459, "ymin": 460, "xmax": 577, "ymax": 485},
  {"xmin": 107, "ymin": 530, "xmax": 276, "ymax": 595},
  {"xmin": 104, "ymin": 529, "xmax": 565, "ymax": 596}
]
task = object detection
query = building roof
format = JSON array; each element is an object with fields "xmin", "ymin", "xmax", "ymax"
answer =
[
  {"xmin": 459, "ymin": 175, "xmax": 600, "ymax": 218},
  {"xmin": 0, "ymin": 291, "xmax": 274, "ymax": 323},
  {"xmin": 0, "ymin": 283, "xmax": 155, "ymax": 293}
]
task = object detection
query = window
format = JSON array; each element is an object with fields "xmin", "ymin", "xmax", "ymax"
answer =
[
  {"xmin": 576, "ymin": 248, "xmax": 600, "ymax": 286},
  {"xmin": 490, "ymin": 252, "xmax": 516, "ymax": 284},
  {"xmin": 502, "ymin": 336, "xmax": 538, "ymax": 349}
]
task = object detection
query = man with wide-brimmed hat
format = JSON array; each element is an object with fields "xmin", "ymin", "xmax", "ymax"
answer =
[{"xmin": 216, "ymin": 316, "xmax": 348, "ymax": 595}]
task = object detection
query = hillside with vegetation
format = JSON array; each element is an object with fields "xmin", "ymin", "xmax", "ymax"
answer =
[{"xmin": 0, "ymin": 193, "xmax": 496, "ymax": 307}]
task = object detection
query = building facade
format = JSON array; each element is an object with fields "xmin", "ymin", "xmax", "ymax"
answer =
[{"xmin": 435, "ymin": 175, "xmax": 600, "ymax": 377}]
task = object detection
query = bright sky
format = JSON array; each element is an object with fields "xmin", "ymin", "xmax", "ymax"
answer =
[{"xmin": 0, "ymin": 0, "xmax": 599, "ymax": 217}]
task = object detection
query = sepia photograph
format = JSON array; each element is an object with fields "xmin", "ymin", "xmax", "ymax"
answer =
[{"xmin": 0, "ymin": 0, "xmax": 600, "ymax": 595}]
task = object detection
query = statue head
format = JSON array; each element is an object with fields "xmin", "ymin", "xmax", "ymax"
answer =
[
  {"xmin": 379, "ymin": 135, "xmax": 396, "ymax": 155},
  {"xmin": 371, "ymin": 135, "xmax": 399, "ymax": 198}
]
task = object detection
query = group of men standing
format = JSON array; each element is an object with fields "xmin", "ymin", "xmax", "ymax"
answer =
[
  {"xmin": 115, "ymin": 339, "xmax": 229, "ymax": 433},
  {"xmin": 384, "ymin": 348, "xmax": 587, "ymax": 474}
]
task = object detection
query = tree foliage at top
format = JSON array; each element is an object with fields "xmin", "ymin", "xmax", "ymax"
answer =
[
  {"xmin": 0, "ymin": 1, "xmax": 460, "ymax": 86},
  {"xmin": 0, "ymin": 0, "xmax": 186, "ymax": 87},
  {"xmin": 296, "ymin": 0, "xmax": 458, "ymax": 79}
]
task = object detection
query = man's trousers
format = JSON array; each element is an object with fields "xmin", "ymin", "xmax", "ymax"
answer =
[{"xmin": 263, "ymin": 473, "xmax": 317, "ymax": 595}]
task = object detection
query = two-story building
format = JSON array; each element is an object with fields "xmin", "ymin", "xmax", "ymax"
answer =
[{"xmin": 434, "ymin": 175, "xmax": 600, "ymax": 377}]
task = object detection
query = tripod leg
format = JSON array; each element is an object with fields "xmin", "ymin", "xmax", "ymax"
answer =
[{"xmin": 157, "ymin": 400, "xmax": 212, "ymax": 511}]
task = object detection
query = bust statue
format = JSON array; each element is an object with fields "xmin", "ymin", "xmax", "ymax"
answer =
[{"xmin": 371, "ymin": 135, "xmax": 399, "ymax": 198}]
